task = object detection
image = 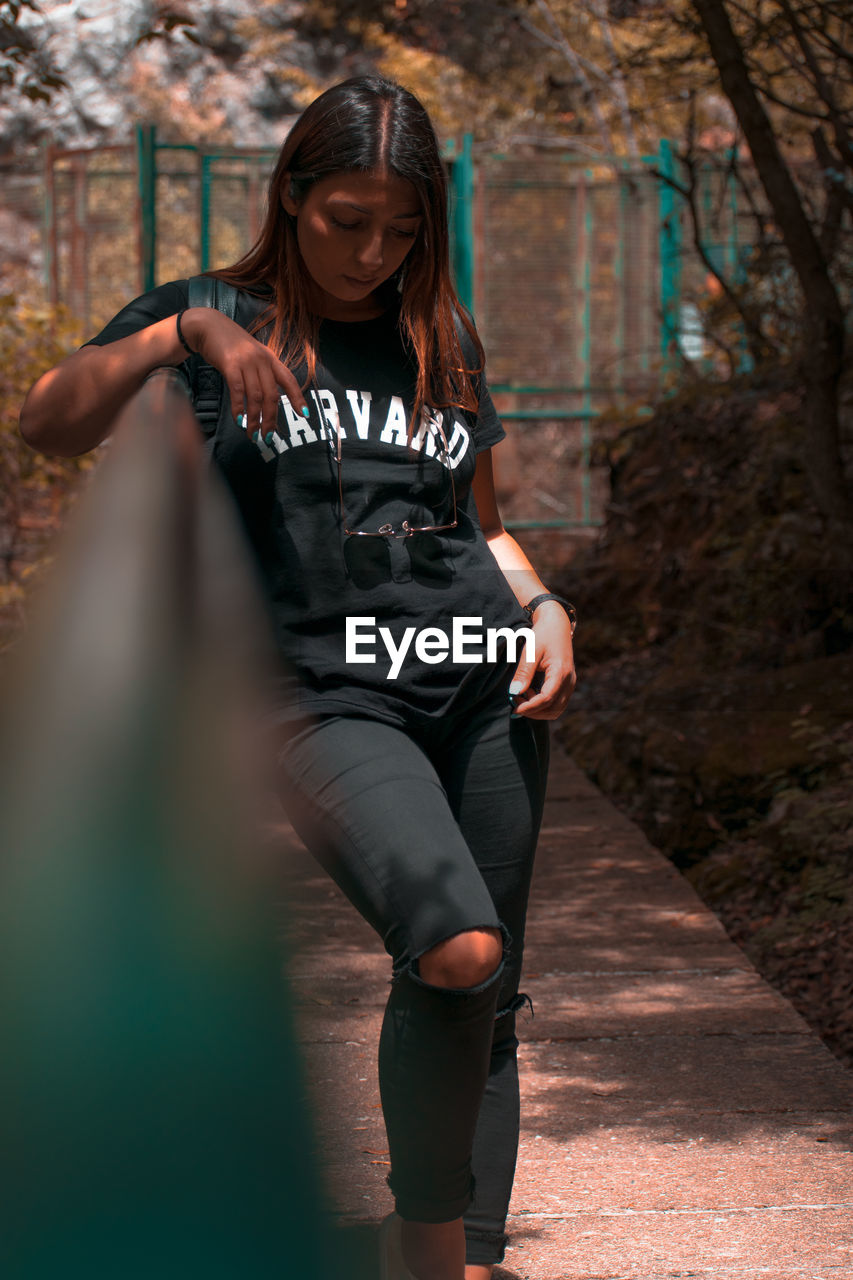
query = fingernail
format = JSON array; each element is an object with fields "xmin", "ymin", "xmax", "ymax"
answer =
[
  {"xmin": 238, "ymin": 413, "xmax": 246, "ymax": 429},
  {"xmin": 252, "ymin": 430, "xmax": 260, "ymax": 442},
  {"xmin": 264, "ymin": 431, "xmax": 275, "ymax": 446},
  {"xmin": 301, "ymin": 405, "xmax": 311, "ymax": 419},
  {"xmin": 508, "ymin": 682, "xmax": 523, "ymax": 695}
]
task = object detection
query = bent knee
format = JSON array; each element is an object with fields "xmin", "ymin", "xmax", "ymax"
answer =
[{"xmin": 417, "ymin": 926, "xmax": 503, "ymax": 990}]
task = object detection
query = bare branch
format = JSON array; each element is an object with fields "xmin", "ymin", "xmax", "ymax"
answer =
[
  {"xmin": 655, "ymin": 110, "xmax": 772, "ymax": 362},
  {"xmin": 805, "ymin": 19, "xmax": 853, "ymax": 69},
  {"xmin": 528, "ymin": 0, "xmax": 616, "ymax": 154},
  {"xmin": 692, "ymin": 0, "xmax": 851, "ymax": 527},
  {"xmin": 514, "ymin": 3, "xmax": 612, "ymax": 83},
  {"xmin": 776, "ymin": 0, "xmax": 853, "ymax": 176},
  {"xmin": 753, "ymin": 81, "xmax": 833, "ymax": 123},
  {"xmin": 726, "ymin": 0, "xmax": 853, "ymax": 158},
  {"xmin": 812, "ymin": 124, "xmax": 853, "ymax": 263},
  {"xmin": 481, "ymin": 132, "xmax": 606, "ymax": 156},
  {"xmin": 587, "ymin": 0, "xmax": 641, "ymax": 161},
  {"xmin": 513, "ymin": 11, "xmax": 573, "ymax": 58}
]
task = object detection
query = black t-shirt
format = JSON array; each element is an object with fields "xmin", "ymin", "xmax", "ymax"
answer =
[{"xmin": 86, "ymin": 279, "xmax": 532, "ymax": 728}]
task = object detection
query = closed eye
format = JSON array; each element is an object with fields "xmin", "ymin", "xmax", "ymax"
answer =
[{"xmin": 330, "ymin": 215, "xmax": 419, "ymax": 239}]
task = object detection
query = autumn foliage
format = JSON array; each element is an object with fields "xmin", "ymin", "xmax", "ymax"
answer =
[{"xmin": 0, "ymin": 294, "xmax": 91, "ymax": 646}]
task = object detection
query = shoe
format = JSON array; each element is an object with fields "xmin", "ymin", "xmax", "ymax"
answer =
[{"xmin": 378, "ymin": 1212, "xmax": 418, "ymax": 1280}]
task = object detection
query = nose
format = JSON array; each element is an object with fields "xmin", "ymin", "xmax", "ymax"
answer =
[{"xmin": 356, "ymin": 228, "xmax": 384, "ymax": 271}]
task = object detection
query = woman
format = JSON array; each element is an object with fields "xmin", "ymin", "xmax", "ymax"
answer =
[{"xmin": 20, "ymin": 77, "xmax": 576, "ymax": 1280}]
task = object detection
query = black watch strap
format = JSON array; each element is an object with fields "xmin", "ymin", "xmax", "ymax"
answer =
[{"xmin": 522, "ymin": 593, "xmax": 577, "ymax": 633}]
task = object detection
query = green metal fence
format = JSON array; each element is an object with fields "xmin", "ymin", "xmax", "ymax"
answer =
[
  {"xmin": 46, "ymin": 129, "xmax": 282, "ymax": 328},
  {"xmin": 45, "ymin": 126, "xmax": 750, "ymax": 534},
  {"xmin": 445, "ymin": 138, "xmax": 699, "ymax": 531}
]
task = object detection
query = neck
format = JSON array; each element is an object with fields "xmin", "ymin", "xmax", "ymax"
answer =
[{"xmin": 308, "ymin": 279, "xmax": 392, "ymax": 323}]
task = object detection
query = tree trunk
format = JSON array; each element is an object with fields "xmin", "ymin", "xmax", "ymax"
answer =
[{"xmin": 692, "ymin": 0, "xmax": 852, "ymax": 528}]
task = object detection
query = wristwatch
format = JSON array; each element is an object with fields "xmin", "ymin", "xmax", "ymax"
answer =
[{"xmin": 522, "ymin": 593, "xmax": 577, "ymax": 635}]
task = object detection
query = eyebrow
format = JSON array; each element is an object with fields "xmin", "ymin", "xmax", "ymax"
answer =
[{"xmin": 328, "ymin": 199, "xmax": 422, "ymax": 219}]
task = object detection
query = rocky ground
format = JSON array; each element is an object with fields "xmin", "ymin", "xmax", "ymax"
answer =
[
  {"xmin": 559, "ymin": 645, "xmax": 853, "ymax": 1067},
  {"xmin": 544, "ymin": 373, "xmax": 853, "ymax": 1068}
]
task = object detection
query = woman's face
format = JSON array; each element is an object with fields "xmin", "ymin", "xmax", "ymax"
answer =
[{"xmin": 282, "ymin": 169, "xmax": 423, "ymax": 320}]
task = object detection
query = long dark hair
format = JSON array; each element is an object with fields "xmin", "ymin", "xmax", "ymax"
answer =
[{"xmin": 213, "ymin": 76, "xmax": 484, "ymax": 426}]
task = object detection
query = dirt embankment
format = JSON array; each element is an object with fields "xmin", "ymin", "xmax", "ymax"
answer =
[{"xmin": 549, "ymin": 375, "xmax": 853, "ymax": 1067}]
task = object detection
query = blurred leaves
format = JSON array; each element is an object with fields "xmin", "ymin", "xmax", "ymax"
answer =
[
  {"xmin": 0, "ymin": 293, "xmax": 91, "ymax": 647},
  {"xmin": 133, "ymin": 7, "xmax": 199, "ymax": 48},
  {"xmin": 0, "ymin": 1, "xmax": 199, "ymax": 107},
  {"xmin": 0, "ymin": 0, "xmax": 66, "ymax": 103}
]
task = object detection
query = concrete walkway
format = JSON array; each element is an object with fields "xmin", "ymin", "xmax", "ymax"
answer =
[{"xmin": 277, "ymin": 735, "xmax": 853, "ymax": 1280}]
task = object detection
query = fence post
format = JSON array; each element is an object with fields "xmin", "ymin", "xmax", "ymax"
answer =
[
  {"xmin": 43, "ymin": 141, "xmax": 58, "ymax": 304},
  {"xmin": 136, "ymin": 123, "xmax": 157, "ymax": 292},
  {"xmin": 70, "ymin": 156, "xmax": 89, "ymax": 324},
  {"xmin": 451, "ymin": 132, "xmax": 475, "ymax": 313},
  {"xmin": 575, "ymin": 170, "xmax": 593, "ymax": 525},
  {"xmin": 614, "ymin": 161, "xmax": 627, "ymax": 394},
  {"xmin": 200, "ymin": 153, "xmax": 212, "ymax": 273},
  {"xmin": 658, "ymin": 138, "xmax": 682, "ymax": 379}
]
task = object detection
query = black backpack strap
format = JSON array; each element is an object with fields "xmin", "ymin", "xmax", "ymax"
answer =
[{"xmin": 186, "ymin": 275, "xmax": 240, "ymax": 437}]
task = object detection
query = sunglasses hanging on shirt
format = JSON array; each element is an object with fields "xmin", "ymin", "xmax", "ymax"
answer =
[{"xmin": 307, "ymin": 383, "xmax": 458, "ymax": 539}]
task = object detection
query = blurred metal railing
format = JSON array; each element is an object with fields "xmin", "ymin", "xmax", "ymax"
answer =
[{"xmin": 0, "ymin": 371, "xmax": 334, "ymax": 1278}]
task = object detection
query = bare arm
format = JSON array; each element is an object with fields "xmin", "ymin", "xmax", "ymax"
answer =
[
  {"xmin": 472, "ymin": 447, "xmax": 577, "ymax": 719},
  {"xmin": 19, "ymin": 307, "xmax": 310, "ymax": 459},
  {"xmin": 19, "ymin": 314, "xmax": 191, "ymax": 457}
]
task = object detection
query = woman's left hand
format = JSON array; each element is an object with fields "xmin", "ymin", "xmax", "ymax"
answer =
[{"xmin": 508, "ymin": 601, "xmax": 577, "ymax": 720}]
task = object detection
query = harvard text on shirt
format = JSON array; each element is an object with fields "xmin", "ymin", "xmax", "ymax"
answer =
[{"xmin": 245, "ymin": 391, "xmax": 470, "ymax": 469}]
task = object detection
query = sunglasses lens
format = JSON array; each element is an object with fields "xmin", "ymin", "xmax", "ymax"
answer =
[{"xmin": 337, "ymin": 447, "xmax": 456, "ymax": 537}]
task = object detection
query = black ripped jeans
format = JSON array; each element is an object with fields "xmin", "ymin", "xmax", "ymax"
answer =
[{"xmin": 275, "ymin": 689, "xmax": 550, "ymax": 1267}]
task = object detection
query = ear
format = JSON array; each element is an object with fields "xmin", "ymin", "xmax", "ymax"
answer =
[{"xmin": 281, "ymin": 172, "xmax": 299, "ymax": 216}]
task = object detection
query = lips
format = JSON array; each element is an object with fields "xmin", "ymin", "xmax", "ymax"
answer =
[{"xmin": 344, "ymin": 275, "xmax": 379, "ymax": 286}]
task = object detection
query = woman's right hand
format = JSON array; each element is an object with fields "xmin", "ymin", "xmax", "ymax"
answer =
[{"xmin": 180, "ymin": 308, "xmax": 310, "ymax": 439}]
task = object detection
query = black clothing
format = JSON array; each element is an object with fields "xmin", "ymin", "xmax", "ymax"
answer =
[
  {"xmin": 85, "ymin": 279, "xmax": 550, "ymax": 1266},
  {"xmin": 87, "ymin": 280, "xmax": 532, "ymax": 728},
  {"xmin": 276, "ymin": 690, "xmax": 550, "ymax": 1261}
]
